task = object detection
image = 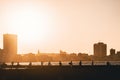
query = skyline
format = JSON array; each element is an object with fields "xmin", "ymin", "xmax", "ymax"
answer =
[
  {"xmin": 0, "ymin": 33, "xmax": 119, "ymax": 56},
  {"xmin": 0, "ymin": 0, "xmax": 120, "ymax": 54},
  {"xmin": 0, "ymin": 34, "xmax": 120, "ymax": 62}
]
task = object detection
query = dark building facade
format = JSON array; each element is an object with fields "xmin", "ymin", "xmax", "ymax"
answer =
[
  {"xmin": 110, "ymin": 48, "xmax": 115, "ymax": 56},
  {"xmin": 3, "ymin": 34, "xmax": 17, "ymax": 61},
  {"xmin": 94, "ymin": 42, "xmax": 107, "ymax": 57}
]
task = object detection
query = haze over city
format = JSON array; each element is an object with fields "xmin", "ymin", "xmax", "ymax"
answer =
[
  {"xmin": 0, "ymin": 0, "xmax": 120, "ymax": 54},
  {"xmin": 0, "ymin": 1, "xmax": 120, "ymax": 80}
]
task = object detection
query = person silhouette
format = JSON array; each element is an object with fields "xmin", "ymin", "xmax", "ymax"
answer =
[
  {"xmin": 91, "ymin": 60, "xmax": 94, "ymax": 66},
  {"xmin": 79, "ymin": 60, "xmax": 82, "ymax": 66},
  {"xmin": 59, "ymin": 61, "xmax": 62, "ymax": 66},
  {"xmin": 106, "ymin": 61, "xmax": 110, "ymax": 66},
  {"xmin": 16, "ymin": 62, "xmax": 20, "ymax": 69},
  {"xmin": 11, "ymin": 61, "xmax": 14, "ymax": 68},
  {"xmin": 11, "ymin": 61, "xmax": 14, "ymax": 66},
  {"xmin": 29, "ymin": 62, "xmax": 32, "ymax": 66},
  {"xmin": 69, "ymin": 61, "xmax": 73, "ymax": 67}
]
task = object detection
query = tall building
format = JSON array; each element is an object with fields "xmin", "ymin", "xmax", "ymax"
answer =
[
  {"xmin": 110, "ymin": 48, "xmax": 115, "ymax": 56},
  {"xmin": 94, "ymin": 42, "xmax": 107, "ymax": 57},
  {"xmin": 3, "ymin": 34, "xmax": 17, "ymax": 61}
]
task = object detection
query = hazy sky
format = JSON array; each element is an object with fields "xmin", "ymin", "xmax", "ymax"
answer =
[{"xmin": 0, "ymin": 0, "xmax": 120, "ymax": 55}]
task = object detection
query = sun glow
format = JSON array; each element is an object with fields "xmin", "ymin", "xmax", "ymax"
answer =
[{"xmin": 7, "ymin": 4, "xmax": 55, "ymax": 44}]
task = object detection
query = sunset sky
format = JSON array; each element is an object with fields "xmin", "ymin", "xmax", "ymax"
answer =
[{"xmin": 0, "ymin": 0, "xmax": 120, "ymax": 55}]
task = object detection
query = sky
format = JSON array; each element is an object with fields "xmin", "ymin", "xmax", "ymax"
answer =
[{"xmin": 0, "ymin": 0, "xmax": 120, "ymax": 55}]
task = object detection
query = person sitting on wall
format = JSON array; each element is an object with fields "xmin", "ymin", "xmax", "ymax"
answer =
[
  {"xmin": 59, "ymin": 61, "xmax": 62, "ymax": 66},
  {"xmin": 79, "ymin": 60, "xmax": 82, "ymax": 66},
  {"xmin": 69, "ymin": 61, "xmax": 73, "ymax": 67},
  {"xmin": 91, "ymin": 60, "xmax": 94, "ymax": 66},
  {"xmin": 106, "ymin": 61, "xmax": 110, "ymax": 66},
  {"xmin": 11, "ymin": 61, "xmax": 14, "ymax": 68}
]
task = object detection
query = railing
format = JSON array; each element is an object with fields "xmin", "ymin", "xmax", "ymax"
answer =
[{"xmin": 0, "ymin": 61, "xmax": 119, "ymax": 69}]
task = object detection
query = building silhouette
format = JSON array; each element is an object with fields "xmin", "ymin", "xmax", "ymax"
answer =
[
  {"xmin": 94, "ymin": 42, "xmax": 107, "ymax": 57},
  {"xmin": 3, "ymin": 34, "xmax": 17, "ymax": 61},
  {"xmin": 110, "ymin": 48, "xmax": 115, "ymax": 56},
  {"xmin": 117, "ymin": 51, "xmax": 120, "ymax": 57}
]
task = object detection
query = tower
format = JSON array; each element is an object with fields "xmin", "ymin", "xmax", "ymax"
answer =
[
  {"xmin": 3, "ymin": 34, "xmax": 17, "ymax": 61},
  {"xmin": 94, "ymin": 42, "xmax": 107, "ymax": 57}
]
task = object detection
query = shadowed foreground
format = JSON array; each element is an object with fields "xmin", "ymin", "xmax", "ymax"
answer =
[{"xmin": 0, "ymin": 65, "xmax": 120, "ymax": 80}]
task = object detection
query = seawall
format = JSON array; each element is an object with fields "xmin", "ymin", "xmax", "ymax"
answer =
[{"xmin": 0, "ymin": 65, "xmax": 120, "ymax": 80}]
